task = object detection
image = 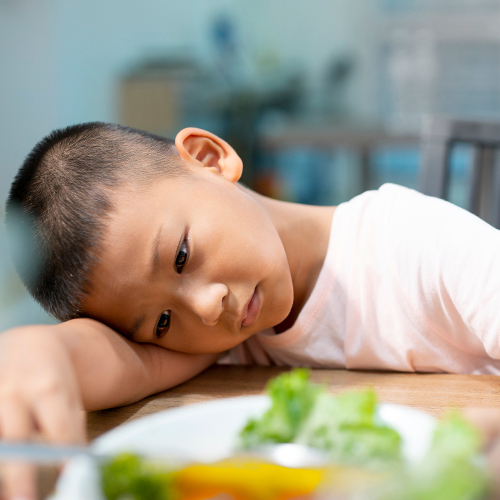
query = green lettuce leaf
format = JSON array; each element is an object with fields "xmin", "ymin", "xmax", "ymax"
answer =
[
  {"xmin": 376, "ymin": 412, "xmax": 489, "ymax": 500},
  {"xmin": 239, "ymin": 368, "xmax": 322, "ymax": 448},
  {"xmin": 239, "ymin": 369, "xmax": 401, "ymax": 466}
]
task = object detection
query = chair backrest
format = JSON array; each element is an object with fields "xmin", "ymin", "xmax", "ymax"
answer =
[{"xmin": 419, "ymin": 116, "xmax": 500, "ymax": 229}]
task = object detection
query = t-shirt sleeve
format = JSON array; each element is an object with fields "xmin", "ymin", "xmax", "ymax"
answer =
[{"xmin": 384, "ymin": 184, "xmax": 500, "ymax": 360}]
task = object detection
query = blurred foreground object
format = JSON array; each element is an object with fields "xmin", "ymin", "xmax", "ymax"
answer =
[
  {"xmin": 99, "ymin": 370, "xmax": 490, "ymax": 500},
  {"xmin": 98, "ymin": 413, "xmax": 489, "ymax": 500},
  {"xmin": 419, "ymin": 115, "xmax": 500, "ymax": 228},
  {"xmin": 0, "ymin": 209, "xmax": 53, "ymax": 330},
  {"xmin": 100, "ymin": 451, "xmax": 386, "ymax": 500}
]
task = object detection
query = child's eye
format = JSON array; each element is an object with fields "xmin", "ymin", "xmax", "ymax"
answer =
[
  {"xmin": 156, "ymin": 310, "xmax": 171, "ymax": 338},
  {"xmin": 175, "ymin": 239, "xmax": 188, "ymax": 274}
]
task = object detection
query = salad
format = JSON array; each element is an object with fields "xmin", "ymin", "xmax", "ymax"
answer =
[
  {"xmin": 100, "ymin": 368, "xmax": 491, "ymax": 500},
  {"xmin": 239, "ymin": 369, "xmax": 489, "ymax": 499}
]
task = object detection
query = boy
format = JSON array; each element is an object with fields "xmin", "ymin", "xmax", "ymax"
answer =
[{"xmin": 2, "ymin": 122, "xmax": 500, "ymax": 499}]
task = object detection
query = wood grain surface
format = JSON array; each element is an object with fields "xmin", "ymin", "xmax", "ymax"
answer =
[{"xmin": 87, "ymin": 365, "xmax": 500, "ymax": 441}]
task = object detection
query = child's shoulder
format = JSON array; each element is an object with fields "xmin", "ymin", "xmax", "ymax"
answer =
[
  {"xmin": 339, "ymin": 182, "xmax": 482, "ymax": 231},
  {"xmin": 333, "ymin": 182, "xmax": 500, "ymax": 275}
]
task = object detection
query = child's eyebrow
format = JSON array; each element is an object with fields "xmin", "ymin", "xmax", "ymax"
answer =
[{"xmin": 150, "ymin": 226, "xmax": 163, "ymax": 277}]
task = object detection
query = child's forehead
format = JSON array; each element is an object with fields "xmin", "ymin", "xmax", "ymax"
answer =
[
  {"xmin": 112, "ymin": 166, "xmax": 232, "ymax": 215},
  {"xmin": 102, "ymin": 171, "xmax": 214, "ymax": 247}
]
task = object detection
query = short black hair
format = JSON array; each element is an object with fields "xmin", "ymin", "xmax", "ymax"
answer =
[{"xmin": 5, "ymin": 122, "xmax": 185, "ymax": 321}]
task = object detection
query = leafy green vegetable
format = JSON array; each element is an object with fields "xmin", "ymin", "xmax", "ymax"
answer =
[
  {"xmin": 239, "ymin": 368, "xmax": 322, "ymax": 447},
  {"xmin": 101, "ymin": 452, "xmax": 172, "ymax": 500},
  {"xmin": 431, "ymin": 411, "xmax": 483, "ymax": 460},
  {"xmin": 296, "ymin": 388, "xmax": 401, "ymax": 466},
  {"xmin": 378, "ymin": 412, "xmax": 489, "ymax": 500},
  {"xmin": 239, "ymin": 369, "xmax": 490, "ymax": 499},
  {"xmin": 240, "ymin": 369, "xmax": 401, "ymax": 466}
]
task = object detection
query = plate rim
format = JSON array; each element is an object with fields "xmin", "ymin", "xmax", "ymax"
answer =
[
  {"xmin": 91, "ymin": 394, "xmax": 270, "ymax": 452},
  {"xmin": 91, "ymin": 394, "xmax": 436, "ymax": 453},
  {"xmin": 55, "ymin": 395, "xmax": 438, "ymax": 500}
]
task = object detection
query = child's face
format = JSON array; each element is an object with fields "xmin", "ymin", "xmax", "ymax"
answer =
[{"xmin": 82, "ymin": 164, "xmax": 294, "ymax": 354}]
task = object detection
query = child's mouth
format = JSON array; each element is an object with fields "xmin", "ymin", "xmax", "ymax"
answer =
[{"xmin": 241, "ymin": 287, "xmax": 260, "ymax": 328}]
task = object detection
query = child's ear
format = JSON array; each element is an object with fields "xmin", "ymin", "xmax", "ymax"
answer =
[{"xmin": 175, "ymin": 128, "xmax": 243, "ymax": 183}]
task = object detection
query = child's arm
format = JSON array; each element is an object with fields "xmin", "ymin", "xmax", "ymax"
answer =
[
  {"xmin": 1, "ymin": 317, "xmax": 219, "ymax": 412},
  {"xmin": 54, "ymin": 318, "xmax": 220, "ymax": 410},
  {"xmin": 0, "ymin": 318, "xmax": 218, "ymax": 499}
]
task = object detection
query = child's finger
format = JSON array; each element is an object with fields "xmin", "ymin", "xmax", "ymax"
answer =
[
  {"xmin": 0, "ymin": 462, "xmax": 37, "ymax": 500},
  {"xmin": 0, "ymin": 398, "xmax": 37, "ymax": 500},
  {"xmin": 0, "ymin": 397, "xmax": 33, "ymax": 442},
  {"xmin": 33, "ymin": 392, "xmax": 86, "ymax": 444}
]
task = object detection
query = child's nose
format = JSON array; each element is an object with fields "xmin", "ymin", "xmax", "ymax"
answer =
[{"xmin": 188, "ymin": 282, "xmax": 228, "ymax": 326}]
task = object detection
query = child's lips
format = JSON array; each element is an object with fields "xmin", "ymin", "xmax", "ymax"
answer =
[{"xmin": 241, "ymin": 288, "xmax": 261, "ymax": 328}]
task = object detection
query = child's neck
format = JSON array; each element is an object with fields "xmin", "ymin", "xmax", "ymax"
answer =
[{"xmin": 240, "ymin": 185, "xmax": 336, "ymax": 333}]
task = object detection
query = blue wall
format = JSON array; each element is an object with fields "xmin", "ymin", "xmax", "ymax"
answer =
[{"xmin": 0, "ymin": 0, "xmax": 373, "ymax": 205}]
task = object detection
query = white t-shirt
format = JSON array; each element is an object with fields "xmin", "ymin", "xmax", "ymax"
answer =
[{"xmin": 221, "ymin": 183, "xmax": 500, "ymax": 375}]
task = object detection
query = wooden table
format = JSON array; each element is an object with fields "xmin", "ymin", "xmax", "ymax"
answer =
[{"xmin": 87, "ymin": 365, "xmax": 500, "ymax": 440}]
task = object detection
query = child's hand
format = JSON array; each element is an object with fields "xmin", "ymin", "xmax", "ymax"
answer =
[
  {"xmin": 0, "ymin": 325, "xmax": 85, "ymax": 500},
  {"xmin": 0, "ymin": 316, "xmax": 218, "ymax": 499}
]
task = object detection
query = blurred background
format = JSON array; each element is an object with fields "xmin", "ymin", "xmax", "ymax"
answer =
[{"xmin": 2, "ymin": 0, "xmax": 500, "ymax": 328}]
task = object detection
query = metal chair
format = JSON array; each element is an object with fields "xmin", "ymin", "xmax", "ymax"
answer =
[{"xmin": 419, "ymin": 116, "xmax": 500, "ymax": 229}]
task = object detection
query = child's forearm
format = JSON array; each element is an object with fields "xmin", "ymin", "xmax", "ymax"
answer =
[
  {"xmin": 0, "ymin": 320, "xmax": 218, "ymax": 499},
  {"xmin": 53, "ymin": 318, "xmax": 219, "ymax": 411}
]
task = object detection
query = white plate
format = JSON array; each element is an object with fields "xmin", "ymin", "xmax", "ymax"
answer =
[{"xmin": 53, "ymin": 395, "xmax": 436, "ymax": 500}]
